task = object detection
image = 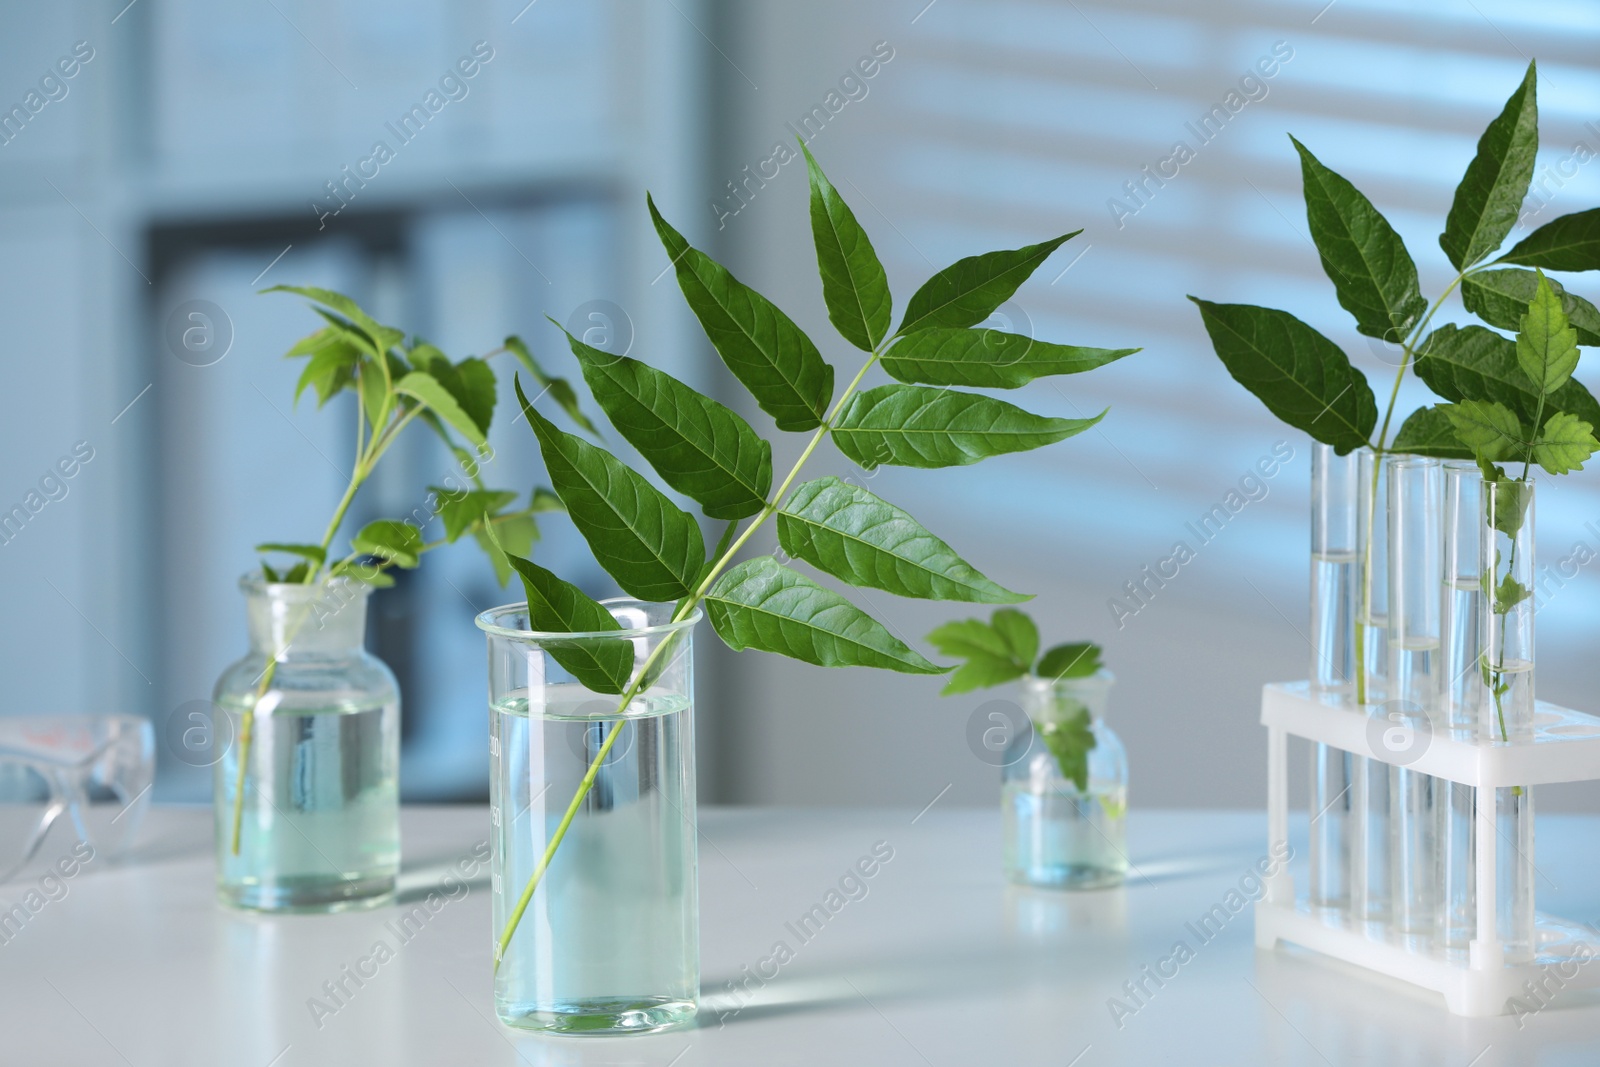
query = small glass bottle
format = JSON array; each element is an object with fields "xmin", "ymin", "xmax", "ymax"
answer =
[
  {"xmin": 1003, "ymin": 671, "xmax": 1128, "ymax": 890},
  {"xmin": 213, "ymin": 576, "xmax": 400, "ymax": 912}
]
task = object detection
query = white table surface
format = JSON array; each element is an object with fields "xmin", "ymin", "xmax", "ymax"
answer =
[{"xmin": 3, "ymin": 805, "xmax": 1599, "ymax": 1066}]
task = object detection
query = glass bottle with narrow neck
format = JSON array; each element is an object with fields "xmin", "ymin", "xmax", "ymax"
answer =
[{"xmin": 213, "ymin": 576, "xmax": 400, "ymax": 912}]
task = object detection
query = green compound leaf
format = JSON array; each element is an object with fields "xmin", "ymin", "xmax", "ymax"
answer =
[
  {"xmin": 1501, "ymin": 207, "xmax": 1600, "ymax": 272},
  {"xmin": 1533, "ymin": 411, "xmax": 1600, "ymax": 475},
  {"xmin": 395, "ymin": 371, "xmax": 488, "ymax": 450},
  {"xmin": 1037, "ymin": 641, "xmax": 1103, "ymax": 680},
  {"xmin": 293, "ymin": 339, "xmax": 360, "ymax": 407},
  {"xmin": 1188, "ymin": 297, "xmax": 1376, "ymax": 454},
  {"xmin": 833, "ymin": 385, "xmax": 1102, "ymax": 469},
  {"xmin": 1414, "ymin": 323, "xmax": 1600, "ymax": 431},
  {"xmin": 897, "ymin": 233, "xmax": 1079, "ymax": 337},
  {"xmin": 926, "ymin": 609, "xmax": 1037, "ymax": 696},
  {"xmin": 649, "ymin": 194, "xmax": 834, "ymax": 431},
  {"xmin": 1291, "ymin": 136, "xmax": 1427, "ymax": 343},
  {"xmin": 1391, "ymin": 406, "xmax": 1474, "ymax": 460},
  {"xmin": 777, "ymin": 476, "xmax": 1027, "ymax": 604},
  {"xmin": 705, "ymin": 555, "xmax": 946, "ymax": 675},
  {"xmin": 1439, "ymin": 60, "xmax": 1539, "ymax": 270},
  {"xmin": 351, "ymin": 520, "xmax": 425, "ymax": 569},
  {"xmin": 881, "ymin": 328, "xmax": 1138, "ymax": 389},
  {"xmin": 564, "ymin": 325, "xmax": 772, "ymax": 520},
  {"xmin": 802, "ymin": 142, "xmax": 892, "ymax": 351},
  {"xmin": 1516, "ymin": 272, "xmax": 1581, "ymax": 394},
  {"xmin": 517, "ymin": 377, "xmax": 704, "ymax": 603},
  {"xmin": 1461, "ymin": 268, "xmax": 1600, "ymax": 346},
  {"xmin": 1444, "ymin": 400, "xmax": 1527, "ymax": 463}
]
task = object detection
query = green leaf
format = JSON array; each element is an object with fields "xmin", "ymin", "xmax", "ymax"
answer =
[
  {"xmin": 705, "ymin": 555, "xmax": 945, "ymax": 674},
  {"xmin": 939, "ymin": 651, "xmax": 1028, "ymax": 696},
  {"xmin": 517, "ymin": 377, "xmax": 705, "ymax": 602},
  {"xmin": 351, "ymin": 520, "xmax": 425, "ymax": 569},
  {"xmin": 925, "ymin": 618, "xmax": 1015, "ymax": 661},
  {"xmin": 897, "ymin": 233, "xmax": 1079, "ymax": 336},
  {"xmin": 255, "ymin": 543, "xmax": 328, "ymax": 565},
  {"xmin": 1187, "ymin": 297, "xmax": 1377, "ymax": 453},
  {"xmin": 563, "ymin": 325, "xmax": 773, "ymax": 520},
  {"xmin": 1491, "ymin": 570, "xmax": 1532, "ymax": 616},
  {"xmin": 833, "ymin": 385, "xmax": 1102, "ymax": 469},
  {"xmin": 1414, "ymin": 323, "xmax": 1600, "ymax": 430},
  {"xmin": 989, "ymin": 608, "xmax": 1039, "ymax": 668},
  {"xmin": 263, "ymin": 285, "xmax": 405, "ymax": 355},
  {"xmin": 1037, "ymin": 641, "xmax": 1103, "ymax": 680},
  {"xmin": 294, "ymin": 343, "xmax": 359, "ymax": 407},
  {"xmin": 259, "ymin": 562, "xmax": 280, "ymax": 582},
  {"xmin": 1444, "ymin": 400, "xmax": 1527, "ymax": 463},
  {"xmin": 1460, "ymin": 268, "xmax": 1600, "ymax": 346},
  {"xmin": 1517, "ymin": 272, "xmax": 1581, "ymax": 394},
  {"xmin": 345, "ymin": 566, "xmax": 395, "ymax": 589},
  {"xmin": 1533, "ymin": 410, "xmax": 1600, "ymax": 475},
  {"xmin": 395, "ymin": 371, "xmax": 488, "ymax": 450},
  {"xmin": 1485, "ymin": 478, "xmax": 1531, "ymax": 540},
  {"xmin": 357, "ymin": 360, "xmax": 390, "ymax": 430},
  {"xmin": 504, "ymin": 335, "xmax": 602, "ymax": 438},
  {"xmin": 777, "ymin": 476, "xmax": 1026, "ymax": 604},
  {"xmin": 1438, "ymin": 61, "xmax": 1539, "ymax": 270},
  {"xmin": 926, "ymin": 610, "xmax": 1037, "ymax": 695},
  {"xmin": 648, "ymin": 195, "xmax": 834, "ymax": 431},
  {"xmin": 802, "ymin": 142, "xmax": 892, "ymax": 351},
  {"xmin": 1501, "ymin": 207, "xmax": 1600, "ymax": 272},
  {"xmin": 1290, "ymin": 136, "xmax": 1427, "ymax": 342},
  {"xmin": 880, "ymin": 328, "xmax": 1138, "ymax": 389},
  {"xmin": 484, "ymin": 526, "xmax": 632, "ymax": 696},
  {"xmin": 449, "ymin": 358, "xmax": 498, "ymax": 437},
  {"xmin": 1391, "ymin": 405, "xmax": 1474, "ymax": 459},
  {"xmin": 1038, "ymin": 703, "xmax": 1096, "ymax": 792},
  {"xmin": 473, "ymin": 513, "xmax": 540, "ymax": 588},
  {"xmin": 433, "ymin": 488, "xmax": 518, "ymax": 542}
]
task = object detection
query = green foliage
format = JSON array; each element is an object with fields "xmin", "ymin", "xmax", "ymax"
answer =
[
  {"xmin": 1438, "ymin": 61, "xmax": 1539, "ymax": 271},
  {"xmin": 1501, "ymin": 207, "xmax": 1600, "ymax": 272},
  {"xmin": 1290, "ymin": 135, "xmax": 1426, "ymax": 342},
  {"xmin": 1460, "ymin": 269, "xmax": 1600, "ymax": 346},
  {"xmin": 802, "ymin": 140, "xmax": 891, "ymax": 351},
  {"xmin": 648, "ymin": 193, "xmax": 834, "ymax": 431},
  {"xmin": 259, "ymin": 288, "xmax": 586, "ymax": 591},
  {"xmin": 1517, "ymin": 272, "xmax": 1581, "ymax": 394},
  {"xmin": 1390, "ymin": 406, "xmax": 1473, "ymax": 459},
  {"xmin": 504, "ymin": 335, "xmax": 600, "ymax": 437},
  {"xmin": 777, "ymin": 476, "xmax": 1026, "ymax": 604},
  {"xmin": 563, "ymin": 324, "xmax": 771, "ymax": 520},
  {"xmin": 897, "ymin": 233, "xmax": 1079, "ymax": 335},
  {"xmin": 880, "ymin": 329, "xmax": 1138, "ymax": 389},
  {"xmin": 518, "ymin": 377, "xmax": 705, "ymax": 602},
  {"xmin": 926, "ymin": 608, "xmax": 1103, "ymax": 788},
  {"xmin": 705, "ymin": 556, "xmax": 945, "ymax": 674},
  {"xmin": 1414, "ymin": 323, "xmax": 1600, "ymax": 431},
  {"xmin": 1187, "ymin": 298, "xmax": 1376, "ymax": 453},
  {"xmin": 833, "ymin": 385, "xmax": 1103, "ymax": 468},
  {"xmin": 1039, "ymin": 705, "xmax": 1096, "ymax": 793}
]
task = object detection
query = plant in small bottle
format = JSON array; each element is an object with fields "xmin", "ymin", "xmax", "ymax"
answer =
[
  {"xmin": 217, "ymin": 285, "xmax": 589, "ymax": 908},
  {"xmin": 480, "ymin": 142, "xmax": 1140, "ymax": 997}
]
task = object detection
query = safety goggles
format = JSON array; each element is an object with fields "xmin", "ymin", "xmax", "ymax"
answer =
[{"xmin": 0, "ymin": 715, "xmax": 154, "ymax": 883}]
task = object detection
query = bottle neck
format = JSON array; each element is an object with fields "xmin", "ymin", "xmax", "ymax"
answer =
[
  {"xmin": 244, "ymin": 578, "xmax": 370, "ymax": 660},
  {"xmin": 1020, "ymin": 671, "xmax": 1113, "ymax": 723}
]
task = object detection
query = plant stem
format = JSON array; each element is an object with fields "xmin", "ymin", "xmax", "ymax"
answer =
[{"xmin": 492, "ymin": 344, "xmax": 888, "ymax": 968}]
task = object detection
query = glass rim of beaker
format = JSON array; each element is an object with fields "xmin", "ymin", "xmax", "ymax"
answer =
[
  {"xmin": 237, "ymin": 572, "xmax": 372, "ymax": 600},
  {"xmin": 475, "ymin": 597, "xmax": 703, "ymax": 642}
]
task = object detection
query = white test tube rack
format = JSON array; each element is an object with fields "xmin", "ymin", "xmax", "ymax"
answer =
[{"xmin": 1256, "ymin": 681, "xmax": 1600, "ymax": 1016}]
